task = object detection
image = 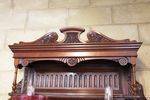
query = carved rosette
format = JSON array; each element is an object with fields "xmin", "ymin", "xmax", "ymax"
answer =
[
  {"xmin": 118, "ymin": 57, "xmax": 128, "ymax": 66},
  {"xmin": 67, "ymin": 58, "xmax": 78, "ymax": 66},
  {"xmin": 111, "ymin": 57, "xmax": 129, "ymax": 66},
  {"xmin": 59, "ymin": 57, "xmax": 85, "ymax": 67}
]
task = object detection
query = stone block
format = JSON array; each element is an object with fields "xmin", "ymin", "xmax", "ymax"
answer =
[
  {"xmin": 137, "ymin": 45, "xmax": 150, "ymax": 68},
  {"xmin": 68, "ymin": 7, "xmax": 111, "ymax": 26},
  {"xmin": 0, "ymin": 11, "xmax": 27, "ymax": 29},
  {"xmin": 0, "ymin": 71, "xmax": 14, "ymax": 94},
  {"xmin": 27, "ymin": 9, "xmax": 67, "ymax": 29},
  {"xmin": 0, "ymin": 94, "xmax": 9, "ymax": 100},
  {"xmin": 49, "ymin": 0, "xmax": 90, "ymax": 8},
  {"xmin": 113, "ymin": 4, "xmax": 150, "ymax": 23},
  {"xmin": 0, "ymin": 31, "xmax": 6, "ymax": 50},
  {"xmin": 14, "ymin": 0, "xmax": 48, "ymax": 10},
  {"xmin": 139, "ymin": 24, "xmax": 150, "ymax": 44},
  {"xmin": 0, "ymin": 50, "xmax": 14, "ymax": 71},
  {"xmin": 24, "ymin": 29, "xmax": 48, "ymax": 41},
  {"xmin": 5, "ymin": 29, "xmax": 46, "ymax": 48},
  {"xmin": 88, "ymin": 25, "xmax": 139, "ymax": 41},
  {"xmin": 135, "ymin": 0, "xmax": 150, "ymax": 3},
  {"xmin": 91, "ymin": 0, "xmax": 135, "ymax": 6},
  {"xmin": 0, "ymin": 0, "xmax": 11, "ymax": 11}
]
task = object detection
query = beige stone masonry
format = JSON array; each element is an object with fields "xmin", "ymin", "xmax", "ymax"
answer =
[
  {"xmin": 0, "ymin": 94, "xmax": 9, "ymax": 100},
  {"xmin": 0, "ymin": 71, "xmax": 14, "ymax": 94},
  {"xmin": 135, "ymin": 0, "xmax": 150, "ymax": 3},
  {"xmin": 13, "ymin": 0, "xmax": 49, "ymax": 10},
  {"xmin": 0, "ymin": 50, "xmax": 14, "ymax": 71},
  {"xmin": 0, "ymin": 10, "xmax": 27, "ymax": 29},
  {"xmin": 5, "ymin": 29, "xmax": 46, "ymax": 48},
  {"xmin": 112, "ymin": 3, "xmax": 150, "ymax": 23},
  {"xmin": 139, "ymin": 23, "xmax": 150, "ymax": 44},
  {"xmin": 0, "ymin": 0, "xmax": 11, "ymax": 11},
  {"xmin": 0, "ymin": 32, "xmax": 6, "ymax": 50},
  {"xmin": 91, "ymin": 0, "xmax": 135, "ymax": 6},
  {"xmin": 27, "ymin": 9, "xmax": 68, "ymax": 29},
  {"xmin": 68, "ymin": 7, "xmax": 111, "ymax": 26},
  {"xmin": 137, "ymin": 45, "xmax": 150, "ymax": 68},
  {"xmin": 91, "ymin": 0, "xmax": 150, "ymax": 7},
  {"xmin": 89, "ymin": 25, "xmax": 139, "ymax": 41},
  {"xmin": 49, "ymin": 0, "xmax": 90, "ymax": 8}
]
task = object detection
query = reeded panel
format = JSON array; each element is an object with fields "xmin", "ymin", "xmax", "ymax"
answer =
[{"xmin": 34, "ymin": 72, "xmax": 119, "ymax": 90}]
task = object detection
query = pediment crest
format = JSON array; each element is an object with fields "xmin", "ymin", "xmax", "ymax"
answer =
[{"xmin": 16, "ymin": 27, "xmax": 136, "ymax": 45}]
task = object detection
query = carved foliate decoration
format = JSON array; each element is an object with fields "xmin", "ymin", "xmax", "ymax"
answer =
[
  {"xmin": 128, "ymin": 81, "xmax": 146, "ymax": 99},
  {"xmin": 135, "ymin": 81, "xmax": 147, "ymax": 100},
  {"xmin": 18, "ymin": 32, "xmax": 58, "ymax": 45},
  {"xmin": 8, "ymin": 80, "xmax": 23, "ymax": 97},
  {"xmin": 63, "ymin": 32, "xmax": 82, "ymax": 43},
  {"xmin": 15, "ymin": 80, "xmax": 22, "ymax": 94},
  {"xmin": 87, "ymin": 31, "xmax": 133, "ymax": 43},
  {"xmin": 42, "ymin": 32, "xmax": 58, "ymax": 44},
  {"xmin": 87, "ymin": 31, "xmax": 115, "ymax": 43}
]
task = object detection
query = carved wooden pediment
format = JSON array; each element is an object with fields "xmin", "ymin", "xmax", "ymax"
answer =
[{"xmin": 15, "ymin": 27, "xmax": 136, "ymax": 45}]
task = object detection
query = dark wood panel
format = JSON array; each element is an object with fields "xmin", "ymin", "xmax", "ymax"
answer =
[{"xmin": 34, "ymin": 72, "xmax": 119, "ymax": 90}]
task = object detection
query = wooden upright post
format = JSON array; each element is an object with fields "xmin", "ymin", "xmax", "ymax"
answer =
[
  {"xmin": 131, "ymin": 57, "xmax": 137, "ymax": 95},
  {"xmin": 12, "ymin": 59, "xmax": 19, "ymax": 94},
  {"xmin": 12, "ymin": 67, "xmax": 18, "ymax": 93}
]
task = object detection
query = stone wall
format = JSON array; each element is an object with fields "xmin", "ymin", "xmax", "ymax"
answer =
[{"xmin": 0, "ymin": 0, "xmax": 150, "ymax": 99}]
